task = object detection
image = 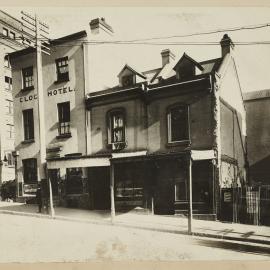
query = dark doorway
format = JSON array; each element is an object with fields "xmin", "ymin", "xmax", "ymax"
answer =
[
  {"xmin": 89, "ymin": 167, "xmax": 110, "ymax": 210},
  {"xmin": 48, "ymin": 169, "xmax": 60, "ymax": 195}
]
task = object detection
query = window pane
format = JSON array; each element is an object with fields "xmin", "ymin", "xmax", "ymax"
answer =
[
  {"xmin": 170, "ymin": 106, "xmax": 189, "ymax": 142},
  {"xmin": 57, "ymin": 102, "xmax": 70, "ymax": 135},
  {"xmin": 23, "ymin": 109, "xmax": 34, "ymax": 140},
  {"xmin": 175, "ymin": 181, "xmax": 187, "ymax": 201},
  {"xmin": 110, "ymin": 111, "xmax": 125, "ymax": 143}
]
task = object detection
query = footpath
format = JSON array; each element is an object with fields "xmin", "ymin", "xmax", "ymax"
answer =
[{"xmin": 0, "ymin": 201, "xmax": 270, "ymax": 246}]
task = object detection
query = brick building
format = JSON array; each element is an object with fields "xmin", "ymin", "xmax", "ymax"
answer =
[{"xmin": 85, "ymin": 34, "xmax": 247, "ymax": 219}]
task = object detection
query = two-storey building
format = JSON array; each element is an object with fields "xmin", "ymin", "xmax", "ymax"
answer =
[{"xmin": 85, "ymin": 34, "xmax": 247, "ymax": 219}]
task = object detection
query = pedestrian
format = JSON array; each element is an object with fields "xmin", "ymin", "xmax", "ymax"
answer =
[{"xmin": 36, "ymin": 184, "xmax": 42, "ymax": 213}]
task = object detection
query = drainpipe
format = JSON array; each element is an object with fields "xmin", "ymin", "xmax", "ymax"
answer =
[{"xmin": 211, "ymin": 73, "xmax": 222, "ymax": 219}]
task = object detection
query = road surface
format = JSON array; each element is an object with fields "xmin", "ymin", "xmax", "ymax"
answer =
[{"xmin": 0, "ymin": 213, "xmax": 269, "ymax": 262}]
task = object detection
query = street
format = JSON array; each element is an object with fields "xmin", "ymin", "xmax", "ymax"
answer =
[{"xmin": 0, "ymin": 213, "xmax": 269, "ymax": 262}]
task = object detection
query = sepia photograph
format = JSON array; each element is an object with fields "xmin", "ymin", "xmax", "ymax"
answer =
[{"xmin": 0, "ymin": 2, "xmax": 270, "ymax": 266}]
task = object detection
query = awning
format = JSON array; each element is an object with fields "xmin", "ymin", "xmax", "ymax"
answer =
[
  {"xmin": 111, "ymin": 150, "xmax": 147, "ymax": 159},
  {"xmin": 191, "ymin": 150, "xmax": 215, "ymax": 161},
  {"xmin": 47, "ymin": 157, "xmax": 110, "ymax": 169}
]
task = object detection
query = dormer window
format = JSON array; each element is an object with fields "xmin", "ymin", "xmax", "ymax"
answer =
[
  {"xmin": 118, "ymin": 64, "xmax": 146, "ymax": 87},
  {"xmin": 122, "ymin": 75, "xmax": 134, "ymax": 87},
  {"xmin": 173, "ymin": 53, "xmax": 204, "ymax": 81}
]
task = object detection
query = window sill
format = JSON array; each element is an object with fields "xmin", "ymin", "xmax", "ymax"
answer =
[
  {"xmin": 167, "ymin": 140, "xmax": 191, "ymax": 147},
  {"xmin": 22, "ymin": 139, "xmax": 35, "ymax": 144},
  {"xmin": 56, "ymin": 133, "xmax": 72, "ymax": 139},
  {"xmin": 54, "ymin": 78, "xmax": 70, "ymax": 84},
  {"xmin": 21, "ymin": 86, "xmax": 34, "ymax": 92}
]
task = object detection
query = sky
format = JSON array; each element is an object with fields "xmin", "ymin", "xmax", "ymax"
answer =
[{"xmin": 3, "ymin": 6, "xmax": 270, "ymax": 92}]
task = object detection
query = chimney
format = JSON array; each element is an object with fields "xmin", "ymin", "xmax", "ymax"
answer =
[
  {"xmin": 220, "ymin": 34, "xmax": 234, "ymax": 58},
  {"xmin": 89, "ymin": 17, "xmax": 114, "ymax": 36},
  {"xmin": 161, "ymin": 49, "xmax": 175, "ymax": 67}
]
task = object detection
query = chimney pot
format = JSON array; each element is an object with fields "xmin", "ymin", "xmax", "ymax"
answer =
[
  {"xmin": 161, "ymin": 49, "xmax": 175, "ymax": 67},
  {"xmin": 220, "ymin": 34, "xmax": 234, "ymax": 58}
]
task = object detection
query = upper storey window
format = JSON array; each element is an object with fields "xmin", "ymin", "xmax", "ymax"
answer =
[
  {"xmin": 22, "ymin": 66, "xmax": 34, "ymax": 90},
  {"xmin": 167, "ymin": 105, "xmax": 189, "ymax": 143},
  {"xmin": 3, "ymin": 28, "xmax": 8, "ymax": 37},
  {"xmin": 56, "ymin": 57, "xmax": 69, "ymax": 82}
]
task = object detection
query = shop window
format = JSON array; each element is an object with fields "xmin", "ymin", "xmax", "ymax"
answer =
[
  {"xmin": 10, "ymin": 31, "xmax": 15, "ymax": 39},
  {"xmin": 4, "ymin": 55, "xmax": 10, "ymax": 68},
  {"xmin": 108, "ymin": 109, "xmax": 126, "ymax": 149},
  {"xmin": 6, "ymin": 124, "xmax": 14, "ymax": 139},
  {"xmin": 22, "ymin": 66, "xmax": 34, "ymax": 90},
  {"xmin": 57, "ymin": 102, "xmax": 71, "ymax": 136},
  {"xmin": 5, "ymin": 76, "xmax": 12, "ymax": 90},
  {"xmin": 23, "ymin": 158, "xmax": 37, "ymax": 184},
  {"xmin": 66, "ymin": 168, "xmax": 83, "ymax": 194},
  {"xmin": 23, "ymin": 109, "xmax": 34, "ymax": 141},
  {"xmin": 3, "ymin": 28, "xmax": 8, "ymax": 36},
  {"xmin": 175, "ymin": 180, "xmax": 188, "ymax": 201},
  {"xmin": 167, "ymin": 105, "xmax": 189, "ymax": 143},
  {"xmin": 56, "ymin": 56, "xmax": 69, "ymax": 82}
]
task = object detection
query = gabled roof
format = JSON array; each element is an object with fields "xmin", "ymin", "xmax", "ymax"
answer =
[
  {"xmin": 118, "ymin": 64, "xmax": 147, "ymax": 79},
  {"xmin": 9, "ymin": 30, "xmax": 87, "ymax": 59},
  {"xmin": 173, "ymin": 53, "xmax": 204, "ymax": 71}
]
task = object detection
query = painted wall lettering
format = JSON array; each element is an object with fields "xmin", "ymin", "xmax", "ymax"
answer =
[
  {"xmin": 48, "ymin": 86, "xmax": 74, "ymax": 97},
  {"xmin": 19, "ymin": 94, "xmax": 38, "ymax": 103}
]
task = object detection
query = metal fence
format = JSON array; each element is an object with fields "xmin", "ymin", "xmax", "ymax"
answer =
[{"xmin": 220, "ymin": 186, "xmax": 270, "ymax": 226}]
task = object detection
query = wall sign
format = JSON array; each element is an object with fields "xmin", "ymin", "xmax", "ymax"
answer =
[
  {"xmin": 20, "ymin": 94, "xmax": 38, "ymax": 102},
  {"xmin": 19, "ymin": 86, "xmax": 75, "ymax": 102},
  {"xmin": 48, "ymin": 86, "xmax": 74, "ymax": 97}
]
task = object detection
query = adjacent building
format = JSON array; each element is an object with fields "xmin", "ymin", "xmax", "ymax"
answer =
[
  {"xmin": 0, "ymin": 10, "xmax": 32, "ymax": 188},
  {"xmin": 244, "ymin": 89, "xmax": 270, "ymax": 185},
  {"xmin": 9, "ymin": 18, "xmax": 114, "ymax": 203}
]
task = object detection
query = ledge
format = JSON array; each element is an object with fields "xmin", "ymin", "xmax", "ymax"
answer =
[
  {"xmin": 56, "ymin": 133, "xmax": 72, "ymax": 139},
  {"xmin": 21, "ymin": 86, "xmax": 34, "ymax": 92},
  {"xmin": 21, "ymin": 139, "xmax": 35, "ymax": 144},
  {"xmin": 166, "ymin": 140, "xmax": 191, "ymax": 147},
  {"xmin": 54, "ymin": 78, "xmax": 70, "ymax": 84}
]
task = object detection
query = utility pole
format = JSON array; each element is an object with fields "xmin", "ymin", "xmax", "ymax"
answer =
[
  {"xmin": 21, "ymin": 11, "xmax": 54, "ymax": 217},
  {"xmin": 188, "ymin": 156, "xmax": 193, "ymax": 235}
]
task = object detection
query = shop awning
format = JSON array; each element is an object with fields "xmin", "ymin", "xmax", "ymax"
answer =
[
  {"xmin": 111, "ymin": 150, "xmax": 147, "ymax": 159},
  {"xmin": 47, "ymin": 157, "xmax": 110, "ymax": 169},
  {"xmin": 191, "ymin": 150, "xmax": 215, "ymax": 161}
]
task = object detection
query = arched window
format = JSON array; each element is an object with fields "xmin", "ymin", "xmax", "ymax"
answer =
[
  {"xmin": 167, "ymin": 104, "xmax": 189, "ymax": 143},
  {"xmin": 107, "ymin": 108, "xmax": 126, "ymax": 146}
]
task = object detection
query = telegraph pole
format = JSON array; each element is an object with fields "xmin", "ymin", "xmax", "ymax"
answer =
[{"xmin": 21, "ymin": 11, "xmax": 54, "ymax": 217}]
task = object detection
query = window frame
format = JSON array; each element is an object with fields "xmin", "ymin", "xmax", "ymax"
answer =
[
  {"xmin": 167, "ymin": 104, "xmax": 190, "ymax": 145},
  {"xmin": 55, "ymin": 56, "xmax": 69, "ymax": 83},
  {"xmin": 9, "ymin": 31, "xmax": 15, "ymax": 39},
  {"xmin": 22, "ymin": 66, "xmax": 34, "ymax": 91},
  {"xmin": 23, "ymin": 108, "xmax": 34, "ymax": 142},
  {"xmin": 22, "ymin": 158, "xmax": 37, "ymax": 184},
  {"xmin": 6, "ymin": 99, "xmax": 13, "ymax": 115},
  {"xmin": 4, "ymin": 55, "xmax": 10, "ymax": 68},
  {"xmin": 107, "ymin": 108, "xmax": 126, "ymax": 146},
  {"xmin": 57, "ymin": 101, "xmax": 71, "ymax": 137},
  {"xmin": 6, "ymin": 124, "xmax": 14, "ymax": 139},
  {"xmin": 2, "ymin": 27, "xmax": 8, "ymax": 37},
  {"xmin": 4, "ymin": 76, "xmax": 12, "ymax": 91}
]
